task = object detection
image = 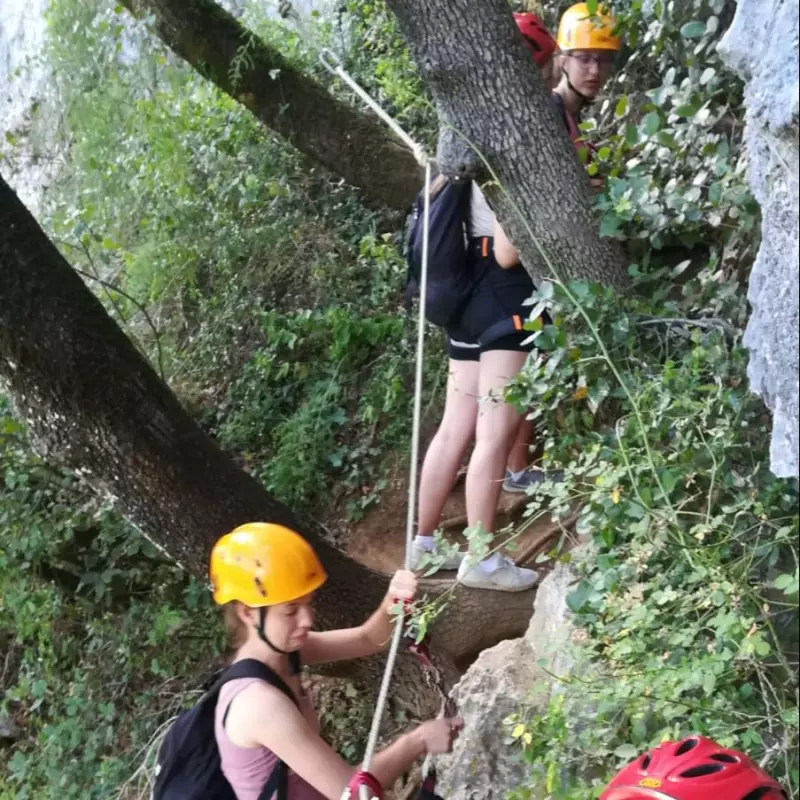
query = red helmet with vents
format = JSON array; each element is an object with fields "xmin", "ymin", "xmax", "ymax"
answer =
[
  {"xmin": 514, "ymin": 12, "xmax": 558, "ymax": 67},
  {"xmin": 600, "ymin": 736, "xmax": 786, "ymax": 800}
]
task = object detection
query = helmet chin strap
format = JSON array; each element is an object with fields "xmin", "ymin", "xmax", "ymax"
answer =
[{"xmin": 257, "ymin": 606, "xmax": 292, "ymax": 655}]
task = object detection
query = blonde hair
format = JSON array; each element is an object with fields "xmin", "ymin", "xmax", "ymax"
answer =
[{"xmin": 223, "ymin": 602, "xmax": 251, "ymax": 652}]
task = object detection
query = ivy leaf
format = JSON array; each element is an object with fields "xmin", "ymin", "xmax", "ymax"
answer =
[
  {"xmin": 774, "ymin": 570, "xmax": 799, "ymax": 595},
  {"xmin": 641, "ymin": 111, "xmax": 661, "ymax": 136},
  {"xmin": 615, "ymin": 95, "xmax": 629, "ymax": 118},
  {"xmin": 680, "ymin": 21, "xmax": 707, "ymax": 39},
  {"xmin": 657, "ymin": 130, "xmax": 678, "ymax": 149},
  {"xmin": 599, "ymin": 213, "xmax": 624, "ymax": 237},
  {"xmin": 566, "ymin": 580, "xmax": 593, "ymax": 613},
  {"xmin": 614, "ymin": 743, "xmax": 639, "ymax": 760},
  {"xmin": 675, "ymin": 99, "xmax": 702, "ymax": 118},
  {"xmin": 700, "ymin": 67, "xmax": 717, "ymax": 85}
]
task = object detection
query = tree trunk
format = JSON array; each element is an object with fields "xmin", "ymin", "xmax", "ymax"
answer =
[
  {"xmin": 0, "ymin": 174, "xmax": 534, "ymax": 709},
  {"xmin": 119, "ymin": 0, "xmax": 422, "ymax": 211},
  {"xmin": 386, "ymin": 0, "xmax": 629, "ymax": 287}
]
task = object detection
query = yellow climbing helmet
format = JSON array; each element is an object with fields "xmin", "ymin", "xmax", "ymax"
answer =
[
  {"xmin": 557, "ymin": 3, "xmax": 622, "ymax": 52},
  {"xmin": 209, "ymin": 522, "xmax": 327, "ymax": 607}
]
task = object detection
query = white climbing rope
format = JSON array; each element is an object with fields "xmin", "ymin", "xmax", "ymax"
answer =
[
  {"xmin": 274, "ymin": 6, "xmax": 437, "ymax": 796},
  {"xmin": 318, "ymin": 48, "xmax": 428, "ymax": 168},
  {"xmin": 355, "ymin": 159, "xmax": 432, "ymax": 800}
]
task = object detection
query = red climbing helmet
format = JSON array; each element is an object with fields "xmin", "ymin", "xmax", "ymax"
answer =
[
  {"xmin": 600, "ymin": 735, "xmax": 787, "ymax": 800},
  {"xmin": 514, "ymin": 12, "xmax": 558, "ymax": 67}
]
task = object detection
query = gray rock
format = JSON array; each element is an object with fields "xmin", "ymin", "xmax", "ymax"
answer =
[
  {"xmin": 719, "ymin": 0, "xmax": 800, "ymax": 478},
  {"xmin": 436, "ymin": 560, "xmax": 579, "ymax": 799},
  {"xmin": 524, "ymin": 557, "xmax": 576, "ymax": 669},
  {"xmin": 434, "ymin": 637, "xmax": 541, "ymax": 798}
]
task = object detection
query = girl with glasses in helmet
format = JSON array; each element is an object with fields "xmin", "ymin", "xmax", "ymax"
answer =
[{"xmin": 553, "ymin": 2, "xmax": 622, "ymax": 181}]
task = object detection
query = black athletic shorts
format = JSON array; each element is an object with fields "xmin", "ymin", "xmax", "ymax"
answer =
[{"xmin": 446, "ymin": 237, "xmax": 542, "ymax": 362}]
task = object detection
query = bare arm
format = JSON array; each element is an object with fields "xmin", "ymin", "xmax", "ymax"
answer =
[
  {"xmin": 492, "ymin": 218, "xmax": 521, "ymax": 268},
  {"xmin": 237, "ymin": 686, "xmax": 351, "ymax": 796},
  {"xmin": 301, "ymin": 571, "xmax": 417, "ymax": 665},
  {"xmin": 234, "ymin": 683, "xmax": 458, "ymax": 799}
]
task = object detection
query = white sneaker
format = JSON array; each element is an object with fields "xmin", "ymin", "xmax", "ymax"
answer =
[
  {"xmin": 457, "ymin": 554, "xmax": 539, "ymax": 592},
  {"xmin": 409, "ymin": 542, "xmax": 464, "ymax": 573}
]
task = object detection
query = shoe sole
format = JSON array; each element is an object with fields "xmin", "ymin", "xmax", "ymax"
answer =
[
  {"xmin": 458, "ymin": 577, "xmax": 539, "ymax": 592},
  {"xmin": 410, "ymin": 557, "xmax": 464, "ymax": 573}
]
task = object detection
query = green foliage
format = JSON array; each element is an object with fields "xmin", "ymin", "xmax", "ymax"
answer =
[
  {"xmin": 339, "ymin": 0, "xmax": 437, "ymax": 145},
  {"xmin": 0, "ymin": 397, "xmax": 380, "ymax": 796},
  {"xmin": 212, "ymin": 306, "xmax": 419, "ymax": 515},
  {"xmin": 1, "ymin": 2, "xmax": 435, "ymax": 794},
  {"xmin": 502, "ymin": 272, "xmax": 798, "ymax": 795},
  {"xmin": 21, "ymin": 0, "xmax": 432, "ymax": 523},
  {"xmin": 495, "ymin": 2, "xmax": 799, "ymax": 793},
  {"xmin": 587, "ymin": 0, "xmax": 756, "ymax": 265},
  {"xmin": 0, "ymin": 396, "xmax": 220, "ymax": 798},
  {"xmin": 2, "ymin": 0, "xmax": 797, "ymax": 797}
]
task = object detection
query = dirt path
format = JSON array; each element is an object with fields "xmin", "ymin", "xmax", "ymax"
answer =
[{"xmin": 343, "ymin": 464, "xmax": 562, "ymax": 574}]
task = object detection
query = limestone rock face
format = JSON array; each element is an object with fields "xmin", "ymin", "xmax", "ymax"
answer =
[
  {"xmin": 719, "ymin": 0, "xmax": 800, "ymax": 478},
  {"xmin": 435, "ymin": 561, "xmax": 577, "ymax": 799}
]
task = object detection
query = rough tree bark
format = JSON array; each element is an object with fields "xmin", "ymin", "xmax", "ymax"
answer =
[
  {"xmin": 119, "ymin": 0, "xmax": 423, "ymax": 211},
  {"xmin": 386, "ymin": 0, "xmax": 629, "ymax": 287},
  {"xmin": 0, "ymin": 174, "xmax": 534, "ymax": 710}
]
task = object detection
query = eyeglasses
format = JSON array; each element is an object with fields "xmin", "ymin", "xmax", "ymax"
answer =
[{"xmin": 566, "ymin": 52, "xmax": 616, "ymax": 68}]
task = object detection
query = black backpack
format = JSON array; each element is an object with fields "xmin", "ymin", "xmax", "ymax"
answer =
[
  {"xmin": 153, "ymin": 656, "xmax": 300, "ymax": 800},
  {"xmin": 405, "ymin": 177, "xmax": 478, "ymax": 328}
]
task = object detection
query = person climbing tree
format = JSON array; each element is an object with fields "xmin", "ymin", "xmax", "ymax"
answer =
[
  {"xmin": 553, "ymin": 2, "xmax": 622, "ymax": 182},
  {"xmin": 503, "ymin": 4, "xmax": 625, "ymax": 491},
  {"xmin": 179, "ymin": 523, "xmax": 461, "ymax": 799},
  {"xmin": 410, "ymin": 13, "xmax": 560, "ymax": 592}
]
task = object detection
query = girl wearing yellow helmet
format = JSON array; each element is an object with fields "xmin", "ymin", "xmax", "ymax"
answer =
[
  {"xmin": 556, "ymin": 2, "xmax": 621, "ymax": 106},
  {"xmin": 553, "ymin": 2, "xmax": 622, "ymax": 186},
  {"xmin": 209, "ymin": 522, "xmax": 462, "ymax": 799}
]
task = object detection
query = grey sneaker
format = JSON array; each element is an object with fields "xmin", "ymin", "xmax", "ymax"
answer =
[
  {"xmin": 503, "ymin": 467, "xmax": 565, "ymax": 493},
  {"xmin": 409, "ymin": 542, "xmax": 464, "ymax": 573},
  {"xmin": 456, "ymin": 555, "xmax": 539, "ymax": 592}
]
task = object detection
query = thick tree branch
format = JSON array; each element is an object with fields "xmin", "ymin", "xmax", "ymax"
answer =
[
  {"xmin": 0, "ymin": 174, "xmax": 535, "ymax": 707},
  {"xmin": 120, "ymin": 0, "xmax": 423, "ymax": 210}
]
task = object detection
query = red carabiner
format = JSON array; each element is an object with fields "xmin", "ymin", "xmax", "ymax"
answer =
[{"xmin": 346, "ymin": 769, "xmax": 382, "ymax": 799}]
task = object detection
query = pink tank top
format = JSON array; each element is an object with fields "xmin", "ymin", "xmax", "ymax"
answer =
[{"xmin": 214, "ymin": 677, "xmax": 326, "ymax": 800}]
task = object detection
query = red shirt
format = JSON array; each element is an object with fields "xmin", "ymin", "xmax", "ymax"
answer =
[{"xmin": 552, "ymin": 92, "xmax": 597, "ymax": 163}]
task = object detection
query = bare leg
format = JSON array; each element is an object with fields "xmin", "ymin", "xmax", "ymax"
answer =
[
  {"xmin": 416, "ymin": 358, "xmax": 479, "ymax": 536},
  {"xmin": 465, "ymin": 350, "xmax": 528, "ymax": 535},
  {"xmin": 458, "ymin": 349, "xmax": 539, "ymax": 591},
  {"xmin": 506, "ymin": 415, "xmax": 534, "ymax": 474}
]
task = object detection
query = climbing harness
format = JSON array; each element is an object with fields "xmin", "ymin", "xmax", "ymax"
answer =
[{"xmin": 275, "ymin": 6, "xmax": 453, "ymax": 797}]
